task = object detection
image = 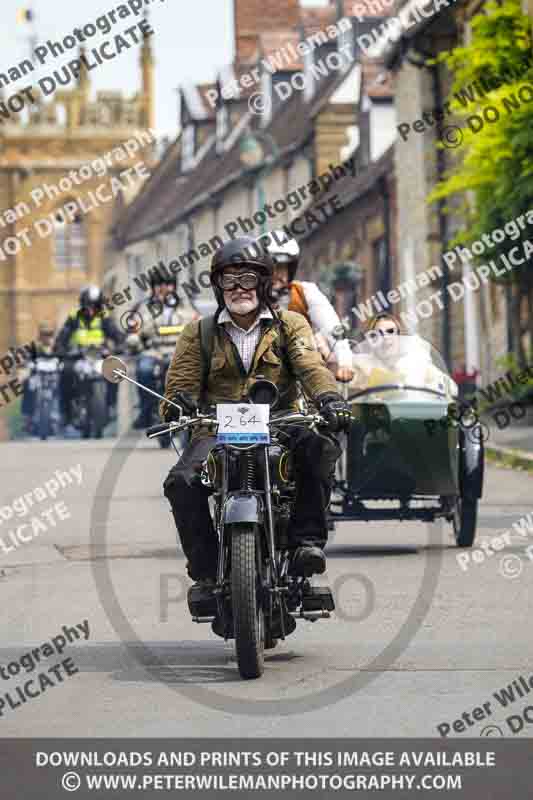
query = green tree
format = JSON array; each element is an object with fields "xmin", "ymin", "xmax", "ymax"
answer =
[{"xmin": 428, "ymin": 0, "xmax": 533, "ymax": 364}]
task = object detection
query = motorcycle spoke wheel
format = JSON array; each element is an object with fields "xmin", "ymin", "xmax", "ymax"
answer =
[{"xmin": 231, "ymin": 524, "xmax": 265, "ymax": 679}]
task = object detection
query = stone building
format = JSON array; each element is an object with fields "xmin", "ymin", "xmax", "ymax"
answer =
[
  {"xmin": 373, "ymin": 0, "xmax": 533, "ymax": 378},
  {"xmin": 0, "ymin": 33, "xmax": 155, "ymax": 359},
  {"xmin": 107, "ymin": 0, "xmax": 395, "ymax": 322}
]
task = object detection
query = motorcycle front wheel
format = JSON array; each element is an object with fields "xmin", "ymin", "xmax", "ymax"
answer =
[
  {"xmin": 230, "ymin": 524, "xmax": 265, "ymax": 679},
  {"xmin": 90, "ymin": 381, "xmax": 108, "ymax": 439},
  {"xmin": 37, "ymin": 394, "xmax": 51, "ymax": 440}
]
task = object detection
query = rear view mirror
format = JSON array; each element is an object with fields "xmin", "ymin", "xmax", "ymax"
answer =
[{"xmin": 102, "ymin": 356, "xmax": 127, "ymax": 384}]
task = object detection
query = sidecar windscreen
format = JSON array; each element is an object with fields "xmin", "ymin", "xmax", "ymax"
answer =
[{"xmin": 345, "ymin": 334, "xmax": 453, "ymax": 401}]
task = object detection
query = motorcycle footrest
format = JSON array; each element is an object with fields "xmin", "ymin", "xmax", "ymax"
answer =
[{"xmin": 302, "ymin": 586, "xmax": 335, "ymax": 613}]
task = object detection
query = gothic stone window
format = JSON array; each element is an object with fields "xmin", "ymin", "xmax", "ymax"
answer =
[{"xmin": 53, "ymin": 205, "xmax": 87, "ymax": 270}]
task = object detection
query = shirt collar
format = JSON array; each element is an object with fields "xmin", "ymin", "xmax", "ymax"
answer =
[{"xmin": 218, "ymin": 307, "xmax": 273, "ymax": 332}]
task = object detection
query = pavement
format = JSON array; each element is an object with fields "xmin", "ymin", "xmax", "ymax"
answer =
[
  {"xmin": 0, "ymin": 437, "xmax": 532, "ymax": 738},
  {"xmin": 487, "ymin": 421, "xmax": 533, "ymax": 456}
]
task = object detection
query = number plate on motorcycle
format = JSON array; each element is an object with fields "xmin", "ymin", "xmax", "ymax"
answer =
[{"xmin": 216, "ymin": 404, "xmax": 270, "ymax": 444}]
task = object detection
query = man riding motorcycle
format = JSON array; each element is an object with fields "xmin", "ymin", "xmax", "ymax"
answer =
[
  {"xmin": 159, "ymin": 236, "xmax": 352, "ymax": 619},
  {"xmin": 264, "ymin": 230, "xmax": 354, "ymax": 383},
  {"xmin": 128, "ymin": 273, "xmax": 193, "ymax": 429},
  {"xmin": 55, "ymin": 286, "xmax": 124, "ymax": 430},
  {"xmin": 21, "ymin": 322, "xmax": 56, "ymax": 426}
]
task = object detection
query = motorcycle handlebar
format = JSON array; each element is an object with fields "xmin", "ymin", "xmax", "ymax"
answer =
[
  {"xmin": 145, "ymin": 412, "xmax": 327, "ymax": 439},
  {"xmin": 146, "ymin": 422, "xmax": 178, "ymax": 437}
]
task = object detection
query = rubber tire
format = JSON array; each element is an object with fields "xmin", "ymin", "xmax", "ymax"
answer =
[
  {"xmin": 38, "ymin": 395, "xmax": 50, "ymax": 441},
  {"xmin": 231, "ymin": 524, "xmax": 265, "ymax": 679},
  {"xmin": 453, "ymin": 495, "xmax": 478, "ymax": 547},
  {"xmin": 90, "ymin": 382, "xmax": 108, "ymax": 439}
]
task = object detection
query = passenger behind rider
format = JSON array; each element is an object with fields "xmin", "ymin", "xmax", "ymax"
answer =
[
  {"xmin": 159, "ymin": 236, "xmax": 352, "ymax": 629},
  {"xmin": 263, "ymin": 230, "xmax": 354, "ymax": 383},
  {"xmin": 54, "ymin": 286, "xmax": 125, "ymax": 433}
]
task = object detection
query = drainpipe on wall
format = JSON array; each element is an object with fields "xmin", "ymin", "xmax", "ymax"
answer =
[
  {"xmin": 380, "ymin": 174, "xmax": 392, "ymax": 294},
  {"xmin": 406, "ymin": 51, "xmax": 451, "ymax": 368}
]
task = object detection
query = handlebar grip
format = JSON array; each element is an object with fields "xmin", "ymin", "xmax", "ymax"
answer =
[{"xmin": 146, "ymin": 423, "xmax": 172, "ymax": 437}]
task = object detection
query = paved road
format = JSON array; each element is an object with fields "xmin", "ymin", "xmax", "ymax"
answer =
[{"xmin": 0, "ymin": 436, "xmax": 532, "ymax": 738}]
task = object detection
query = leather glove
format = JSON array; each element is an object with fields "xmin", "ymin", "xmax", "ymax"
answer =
[
  {"xmin": 164, "ymin": 391, "xmax": 197, "ymax": 422},
  {"xmin": 316, "ymin": 392, "xmax": 352, "ymax": 433}
]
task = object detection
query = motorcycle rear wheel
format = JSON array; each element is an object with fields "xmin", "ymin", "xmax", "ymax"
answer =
[{"xmin": 231, "ymin": 524, "xmax": 265, "ymax": 679}]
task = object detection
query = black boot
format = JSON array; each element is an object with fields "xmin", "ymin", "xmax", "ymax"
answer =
[{"xmin": 288, "ymin": 543, "xmax": 326, "ymax": 577}]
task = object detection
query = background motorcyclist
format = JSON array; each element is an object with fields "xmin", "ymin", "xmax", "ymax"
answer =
[
  {"xmin": 21, "ymin": 322, "xmax": 56, "ymax": 426},
  {"xmin": 55, "ymin": 286, "xmax": 125, "ymax": 431},
  {"xmin": 264, "ymin": 230, "xmax": 354, "ymax": 383},
  {"xmin": 159, "ymin": 236, "xmax": 352, "ymax": 614},
  {"xmin": 127, "ymin": 273, "xmax": 193, "ymax": 429}
]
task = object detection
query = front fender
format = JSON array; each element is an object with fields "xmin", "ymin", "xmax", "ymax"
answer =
[{"xmin": 223, "ymin": 492, "xmax": 264, "ymax": 526}]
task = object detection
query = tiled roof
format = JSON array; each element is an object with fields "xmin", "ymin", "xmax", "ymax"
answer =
[
  {"xmin": 114, "ymin": 64, "xmax": 355, "ymax": 246},
  {"xmin": 299, "ymin": 143, "xmax": 395, "ymax": 243}
]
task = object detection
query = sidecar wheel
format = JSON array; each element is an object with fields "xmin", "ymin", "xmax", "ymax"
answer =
[
  {"xmin": 453, "ymin": 495, "xmax": 478, "ymax": 548},
  {"xmin": 231, "ymin": 524, "xmax": 265, "ymax": 679}
]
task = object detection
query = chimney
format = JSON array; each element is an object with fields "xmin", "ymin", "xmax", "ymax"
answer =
[{"xmin": 234, "ymin": 0, "xmax": 301, "ymax": 64}]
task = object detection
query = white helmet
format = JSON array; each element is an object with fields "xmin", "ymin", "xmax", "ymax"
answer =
[{"xmin": 262, "ymin": 230, "xmax": 300, "ymax": 281}]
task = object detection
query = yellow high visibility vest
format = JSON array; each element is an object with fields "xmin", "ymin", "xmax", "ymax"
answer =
[{"xmin": 68, "ymin": 312, "xmax": 105, "ymax": 348}]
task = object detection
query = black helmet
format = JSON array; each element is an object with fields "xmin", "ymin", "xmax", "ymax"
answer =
[
  {"xmin": 79, "ymin": 285, "xmax": 103, "ymax": 311},
  {"xmin": 149, "ymin": 266, "xmax": 177, "ymax": 290},
  {"xmin": 210, "ymin": 236, "xmax": 275, "ymax": 310}
]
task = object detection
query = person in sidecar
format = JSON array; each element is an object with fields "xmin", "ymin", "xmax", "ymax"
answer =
[
  {"xmin": 159, "ymin": 236, "xmax": 352, "ymax": 609},
  {"xmin": 350, "ymin": 313, "xmax": 458, "ymax": 397}
]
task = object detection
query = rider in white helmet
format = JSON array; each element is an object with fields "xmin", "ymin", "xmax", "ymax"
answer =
[{"xmin": 263, "ymin": 230, "xmax": 354, "ymax": 382}]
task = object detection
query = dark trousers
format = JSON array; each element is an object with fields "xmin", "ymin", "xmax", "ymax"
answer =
[{"xmin": 163, "ymin": 428, "xmax": 341, "ymax": 581}]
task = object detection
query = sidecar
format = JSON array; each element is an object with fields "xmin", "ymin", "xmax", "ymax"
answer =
[{"xmin": 330, "ymin": 334, "xmax": 484, "ymax": 547}]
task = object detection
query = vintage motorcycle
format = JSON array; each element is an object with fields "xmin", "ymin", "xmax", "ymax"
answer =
[
  {"xmin": 102, "ymin": 355, "xmax": 335, "ymax": 680},
  {"xmin": 68, "ymin": 346, "xmax": 110, "ymax": 439},
  {"xmin": 26, "ymin": 353, "xmax": 61, "ymax": 440}
]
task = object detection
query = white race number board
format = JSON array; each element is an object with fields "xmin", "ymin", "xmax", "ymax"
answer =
[{"xmin": 216, "ymin": 403, "xmax": 270, "ymax": 444}]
